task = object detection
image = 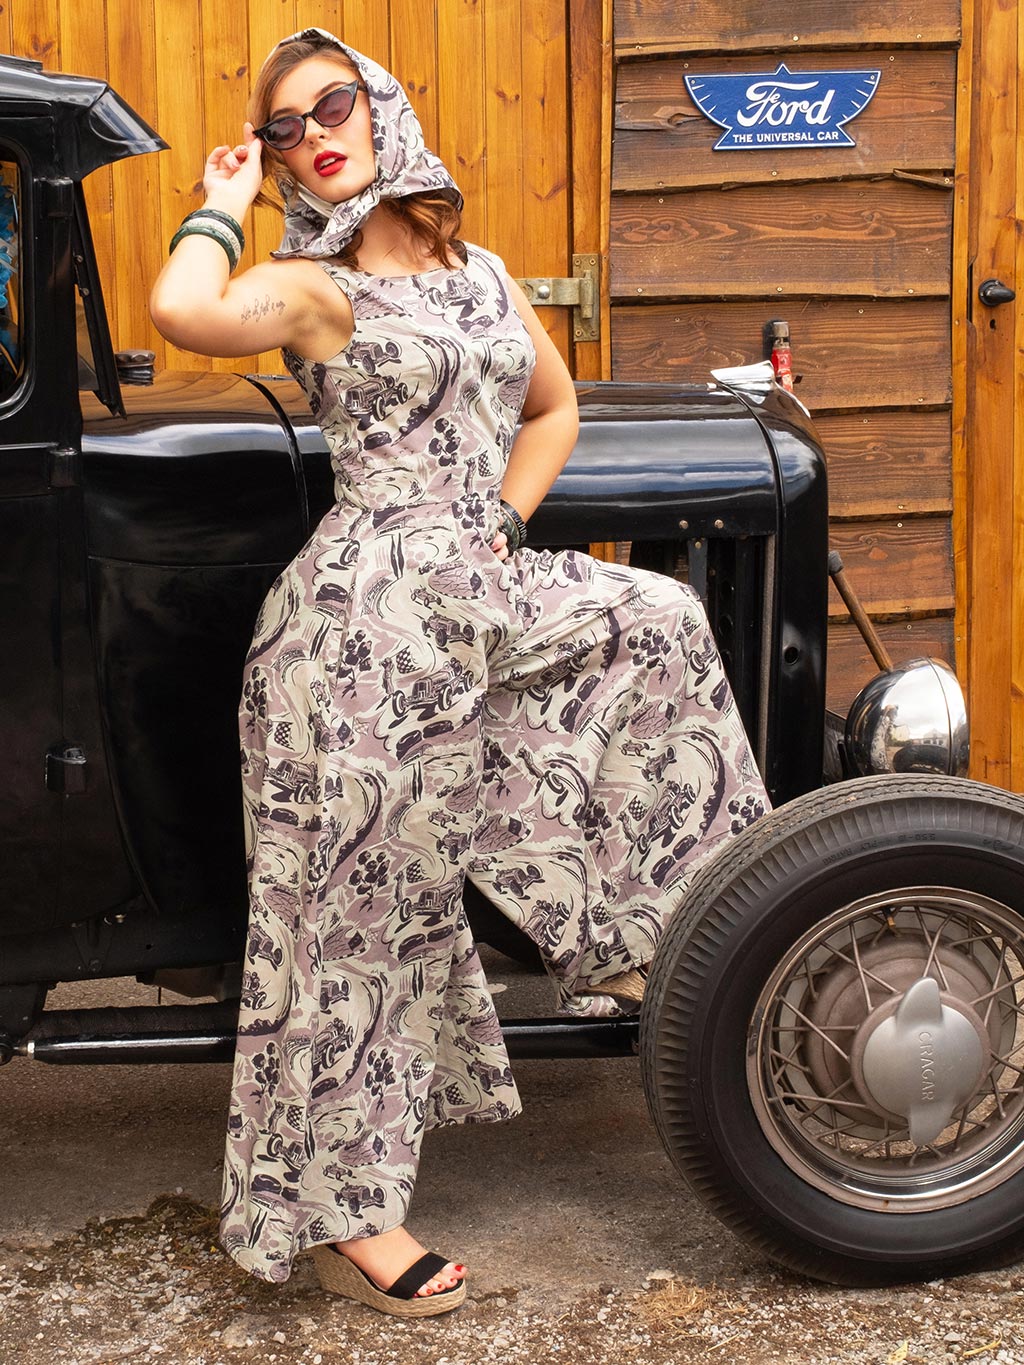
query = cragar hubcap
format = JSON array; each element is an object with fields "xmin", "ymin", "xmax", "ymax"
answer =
[{"xmin": 747, "ymin": 888, "xmax": 1024, "ymax": 1211}]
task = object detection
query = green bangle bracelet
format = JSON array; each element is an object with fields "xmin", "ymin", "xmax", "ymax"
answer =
[
  {"xmin": 169, "ymin": 221, "xmax": 240, "ymax": 271},
  {"xmin": 169, "ymin": 223, "xmax": 238, "ymax": 269},
  {"xmin": 183, "ymin": 207, "xmax": 245, "ymax": 254},
  {"xmin": 186, "ymin": 214, "xmax": 244, "ymax": 263}
]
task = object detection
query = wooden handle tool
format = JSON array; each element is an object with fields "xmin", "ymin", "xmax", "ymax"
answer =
[{"xmin": 827, "ymin": 549, "xmax": 894, "ymax": 673}]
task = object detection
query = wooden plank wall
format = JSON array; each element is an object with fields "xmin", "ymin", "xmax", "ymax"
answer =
[
  {"xmin": 2, "ymin": 0, "xmax": 574, "ymax": 375},
  {"xmin": 612, "ymin": 1, "xmax": 961, "ymax": 712}
]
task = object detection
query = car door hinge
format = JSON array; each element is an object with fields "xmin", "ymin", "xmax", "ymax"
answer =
[
  {"xmin": 48, "ymin": 444, "xmax": 80, "ymax": 488},
  {"xmin": 516, "ymin": 253, "xmax": 602, "ymax": 342},
  {"xmin": 46, "ymin": 745, "xmax": 88, "ymax": 795},
  {"xmin": 41, "ymin": 176, "xmax": 75, "ymax": 219}
]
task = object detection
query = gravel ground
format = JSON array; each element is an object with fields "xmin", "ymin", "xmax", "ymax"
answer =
[
  {"xmin": 3, "ymin": 1202, "xmax": 1024, "ymax": 1365},
  {"xmin": 3, "ymin": 963, "xmax": 1024, "ymax": 1365}
]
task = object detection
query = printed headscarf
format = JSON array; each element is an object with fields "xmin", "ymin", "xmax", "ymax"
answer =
[{"xmin": 261, "ymin": 28, "xmax": 463, "ymax": 260}]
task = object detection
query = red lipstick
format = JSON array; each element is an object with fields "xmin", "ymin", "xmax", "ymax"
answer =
[{"xmin": 313, "ymin": 151, "xmax": 347, "ymax": 177}]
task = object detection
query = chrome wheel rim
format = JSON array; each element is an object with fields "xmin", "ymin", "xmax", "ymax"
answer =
[{"xmin": 747, "ymin": 887, "xmax": 1024, "ymax": 1211}]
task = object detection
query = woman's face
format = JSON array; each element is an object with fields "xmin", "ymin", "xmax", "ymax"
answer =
[{"xmin": 269, "ymin": 55, "xmax": 376, "ymax": 202}]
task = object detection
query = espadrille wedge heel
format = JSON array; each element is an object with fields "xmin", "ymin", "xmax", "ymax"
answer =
[
  {"xmin": 600, "ymin": 963, "xmax": 648, "ymax": 1006},
  {"xmin": 310, "ymin": 1244, "xmax": 466, "ymax": 1317}
]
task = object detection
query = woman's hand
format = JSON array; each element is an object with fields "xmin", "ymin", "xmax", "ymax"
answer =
[
  {"xmin": 490, "ymin": 530, "xmax": 510, "ymax": 562},
  {"xmin": 202, "ymin": 122, "xmax": 264, "ymax": 208}
]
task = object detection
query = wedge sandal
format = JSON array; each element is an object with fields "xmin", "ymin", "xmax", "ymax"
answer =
[
  {"xmin": 311, "ymin": 1243, "xmax": 466, "ymax": 1318},
  {"xmin": 600, "ymin": 963, "xmax": 648, "ymax": 1006}
]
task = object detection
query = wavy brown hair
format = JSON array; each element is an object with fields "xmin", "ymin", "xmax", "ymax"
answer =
[{"xmin": 248, "ymin": 34, "xmax": 465, "ymax": 269}]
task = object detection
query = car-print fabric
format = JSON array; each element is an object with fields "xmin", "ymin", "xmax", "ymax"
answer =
[{"xmin": 218, "ymin": 244, "xmax": 769, "ymax": 1283}]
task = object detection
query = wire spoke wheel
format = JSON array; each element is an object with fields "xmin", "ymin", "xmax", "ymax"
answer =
[
  {"xmin": 641, "ymin": 775, "xmax": 1024, "ymax": 1285},
  {"xmin": 750, "ymin": 888, "xmax": 1024, "ymax": 1212}
]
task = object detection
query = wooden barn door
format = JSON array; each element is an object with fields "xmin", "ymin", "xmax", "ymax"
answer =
[
  {"xmin": 610, "ymin": 2, "xmax": 962, "ymax": 721},
  {"xmin": 956, "ymin": 0, "xmax": 1024, "ymax": 789}
]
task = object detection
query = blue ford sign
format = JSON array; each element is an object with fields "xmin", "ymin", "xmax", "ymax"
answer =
[{"xmin": 685, "ymin": 62, "xmax": 880, "ymax": 150}]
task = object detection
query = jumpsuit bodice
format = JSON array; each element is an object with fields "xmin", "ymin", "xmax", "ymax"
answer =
[{"xmin": 281, "ymin": 245, "xmax": 536, "ymax": 522}]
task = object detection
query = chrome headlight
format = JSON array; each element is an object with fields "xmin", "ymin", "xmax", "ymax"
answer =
[{"xmin": 844, "ymin": 658, "xmax": 969, "ymax": 778}]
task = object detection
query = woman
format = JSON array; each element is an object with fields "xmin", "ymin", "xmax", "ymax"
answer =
[{"xmin": 149, "ymin": 28, "xmax": 768, "ymax": 1318}]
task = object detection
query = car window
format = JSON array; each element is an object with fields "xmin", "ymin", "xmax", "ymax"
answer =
[{"xmin": 0, "ymin": 157, "xmax": 21, "ymax": 396}]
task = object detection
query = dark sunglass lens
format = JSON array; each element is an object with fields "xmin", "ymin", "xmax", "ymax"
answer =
[
  {"xmin": 257, "ymin": 82, "xmax": 358, "ymax": 150},
  {"xmin": 263, "ymin": 116, "xmax": 304, "ymax": 150},
  {"xmin": 314, "ymin": 84, "xmax": 357, "ymax": 128}
]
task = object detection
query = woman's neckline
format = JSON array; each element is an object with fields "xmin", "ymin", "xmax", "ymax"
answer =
[{"xmin": 333, "ymin": 250, "xmax": 470, "ymax": 281}]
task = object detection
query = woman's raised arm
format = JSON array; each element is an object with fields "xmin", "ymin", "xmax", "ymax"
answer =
[{"xmin": 149, "ymin": 125, "xmax": 349, "ymax": 360}]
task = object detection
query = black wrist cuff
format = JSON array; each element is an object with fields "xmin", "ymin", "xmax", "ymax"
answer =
[{"xmin": 499, "ymin": 499, "xmax": 528, "ymax": 552}]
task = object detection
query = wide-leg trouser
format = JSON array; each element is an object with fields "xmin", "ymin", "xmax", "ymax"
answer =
[{"xmin": 219, "ymin": 510, "xmax": 768, "ymax": 1282}]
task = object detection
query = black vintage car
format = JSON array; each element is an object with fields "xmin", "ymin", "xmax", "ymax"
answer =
[{"xmin": 6, "ymin": 53, "xmax": 1024, "ymax": 1289}]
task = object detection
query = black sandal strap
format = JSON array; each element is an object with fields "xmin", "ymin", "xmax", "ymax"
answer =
[{"xmin": 387, "ymin": 1251, "xmax": 451, "ymax": 1299}]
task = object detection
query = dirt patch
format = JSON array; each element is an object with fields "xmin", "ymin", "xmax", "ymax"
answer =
[{"xmin": 3, "ymin": 1197, "xmax": 1024, "ymax": 1365}]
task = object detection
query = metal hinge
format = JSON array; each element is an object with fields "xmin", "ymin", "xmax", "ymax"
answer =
[
  {"xmin": 48, "ymin": 444, "xmax": 80, "ymax": 488},
  {"xmin": 42, "ymin": 177, "xmax": 74, "ymax": 219},
  {"xmin": 516, "ymin": 253, "xmax": 601, "ymax": 342},
  {"xmin": 46, "ymin": 745, "xmax": 88, "ymax": 795}
]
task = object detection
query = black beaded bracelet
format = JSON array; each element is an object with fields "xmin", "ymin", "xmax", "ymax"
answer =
[{"xmin": 499, "ymin": 499, "xmax": 528, "ymax": 552}]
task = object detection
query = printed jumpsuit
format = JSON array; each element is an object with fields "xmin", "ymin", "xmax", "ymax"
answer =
[{"xmin": 219, "ymin": 243, "xmax": 770, "ymax": 1282}]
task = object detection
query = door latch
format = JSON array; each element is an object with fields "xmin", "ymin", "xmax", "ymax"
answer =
[
  {"xmin": 978, "ymin": 278, "xmax": 1016, "ymax": 306},
  {"xmin": 516, "ymin": 254, "xmax": 601, "ymax": 342}
]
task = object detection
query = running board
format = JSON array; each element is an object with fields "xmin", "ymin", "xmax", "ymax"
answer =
[{"xmin": 13, "ymin": 1005, "xmax": 639, "ymax": 1064}]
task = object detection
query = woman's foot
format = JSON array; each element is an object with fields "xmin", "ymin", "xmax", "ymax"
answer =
[{"xmin": 333, "ymin": 1225, "xmax": 465, "ymax": 1298}]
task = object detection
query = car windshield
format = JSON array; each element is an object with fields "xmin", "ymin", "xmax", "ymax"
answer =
[
  {"xmin": 77, "ymin": 296, "xmax": 95, "ymax": 372},
  {"xmin": 73, "ymin": 183, "xmax": 124, "ymax": 417},
  {"xmin": 0, "ymin": 157, "xmax": 22, "ymax": 397}
]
